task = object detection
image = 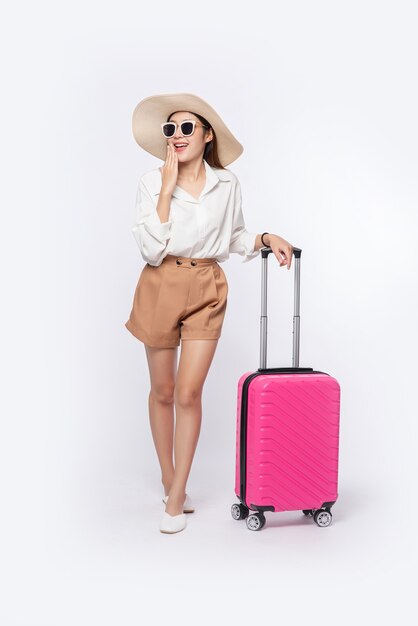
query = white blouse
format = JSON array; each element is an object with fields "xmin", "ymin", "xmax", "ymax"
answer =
[{"xmin": 131, "ymin": 158, "xmax": 261, "ymax": 266}]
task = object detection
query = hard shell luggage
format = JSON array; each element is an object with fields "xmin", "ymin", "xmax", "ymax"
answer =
[{"xmin": 231, "ymin": 247, "xmax": 341, "ymax": 530}]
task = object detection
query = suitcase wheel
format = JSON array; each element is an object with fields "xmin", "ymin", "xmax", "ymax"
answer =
[
  {"xmin": 246, "ymin": 512, "xmax": 266, "ymax": 531},
  {"xmin": 313, "ymin": 509, "xmax": 332, "ymax": 527},
  {"xmin": 231, "ymin": 503, "xmax": 249, "ymax": 520}
]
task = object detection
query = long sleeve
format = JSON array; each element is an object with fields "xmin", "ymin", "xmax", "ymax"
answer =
[
  {"xmin": 228, "ymin": 179, "xmax": 260, "ymax": 263},
  {"xmin": 131, "ymin": 177, "xmax": 173, "ymax": 266}
]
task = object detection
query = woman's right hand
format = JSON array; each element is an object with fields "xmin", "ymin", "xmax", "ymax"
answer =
[{"xmin": 159, "ymin": 144, "xmax": 178, "ymax": 196}]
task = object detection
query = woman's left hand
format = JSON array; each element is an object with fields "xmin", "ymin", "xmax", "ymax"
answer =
[{"xmin": 267, "ymin": 234, "xmax": 294, "ymax": 269}]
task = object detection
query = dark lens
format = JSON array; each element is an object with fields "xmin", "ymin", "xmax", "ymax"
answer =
[
  {"xmin": 181, "ymin": 122, "xmax": 194, "ymax": 136},
  {"xmin": 163, "ymin": 123, "xmax": 175, "ymax": 137}
]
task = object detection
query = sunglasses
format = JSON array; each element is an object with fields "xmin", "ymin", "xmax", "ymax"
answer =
[{"xmin": 161, "ymin": 119, "xmax": 208, "ymax": 138}]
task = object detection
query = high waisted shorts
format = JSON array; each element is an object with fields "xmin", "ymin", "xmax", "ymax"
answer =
[{"xmin": 125, "ymin": 254, "xmax": 228, "ymax": 348}]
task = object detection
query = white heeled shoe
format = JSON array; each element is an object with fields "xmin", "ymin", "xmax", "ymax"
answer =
[
  {"xmin": 162, "ymin": 493, "xmax": 195, "ymax": 513},
  {"xmin": 159, "ymin": 497, "xmax": 187, "ymax": 534},
  {"xmin": 159, "ymin": 511, "xmax": 187, "ymax": 534}
]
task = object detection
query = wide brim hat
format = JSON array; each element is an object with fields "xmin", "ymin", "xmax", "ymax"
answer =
[{"xmin": 132, "ymin": 92, "xmax": 243, "ymax": 167}]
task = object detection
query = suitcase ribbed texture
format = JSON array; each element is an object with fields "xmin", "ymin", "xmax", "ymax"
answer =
[{"xmin": 235, "ymin": 372, "xmax": 340, "ymax": 512}]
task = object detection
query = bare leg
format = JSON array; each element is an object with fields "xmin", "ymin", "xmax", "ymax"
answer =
[
  {"xmin": 144, "ymin": 344, "xmax": 178, "ymax": 496},
  {"xmin": 165, "ymin": 339, "xmax": 219, "ymax": 516}
]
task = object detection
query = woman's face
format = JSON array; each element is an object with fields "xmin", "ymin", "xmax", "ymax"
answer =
[{"xmin": 166, "ymin": 111, "xmax": 213, "ymax": 163}]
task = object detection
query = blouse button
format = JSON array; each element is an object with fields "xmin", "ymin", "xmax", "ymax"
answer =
[
  {"xmin": 191, "ymin": 260, "xmax": 197, "ymax": 266},
  {"xmin": 176, "ymin": 259, "xmax": 182, "ymax": 265}
]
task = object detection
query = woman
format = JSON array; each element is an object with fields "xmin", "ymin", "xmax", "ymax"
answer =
[{"xmin": 125, "ymin": 93, "xmax": 294, "ymax": 534}]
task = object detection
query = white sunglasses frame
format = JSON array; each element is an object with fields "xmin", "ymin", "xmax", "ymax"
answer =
[{"xmin": 160, "ymin": 119, "xmax": 208, "ymax": 138}]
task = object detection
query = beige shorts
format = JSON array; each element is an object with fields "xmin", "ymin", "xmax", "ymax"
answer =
[{"xmin": 125, "ymin": 254, "xmax": 228, "ymax": 348}]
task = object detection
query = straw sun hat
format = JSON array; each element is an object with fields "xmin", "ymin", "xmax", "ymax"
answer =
[{"xmin": 132, "ymin": 92, "xmax": 243, "ymax": 166}]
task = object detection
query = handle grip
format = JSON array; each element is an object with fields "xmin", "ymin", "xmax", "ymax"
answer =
[{"xmin": 259, "ymin": 246, "xmax": 302, "ymax": 369}]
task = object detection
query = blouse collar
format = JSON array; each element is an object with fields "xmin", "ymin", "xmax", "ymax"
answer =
[{"xmin": 147, "ymin": 159, "xmax": 232, "ymax": 204}]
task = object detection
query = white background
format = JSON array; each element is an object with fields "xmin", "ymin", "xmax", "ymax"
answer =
[{"xmin": 1, "ymin": 0, "xmax": 417, "ymax": 624}]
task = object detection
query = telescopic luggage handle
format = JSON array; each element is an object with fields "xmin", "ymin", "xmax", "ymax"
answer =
[{"xmin": 259, "ymin": 246, "xmax": 302, "ymax": 369}]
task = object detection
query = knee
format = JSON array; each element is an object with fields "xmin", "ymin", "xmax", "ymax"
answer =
[
  {"xmin": 150, "ymin": 385, "xmax": 175, "ymax": 405},
  {"xmin": 174, "ymin": 386, "xmax": 201, "ymax": 409}
]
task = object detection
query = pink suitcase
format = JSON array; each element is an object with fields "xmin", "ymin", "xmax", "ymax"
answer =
[{"xmin": 231, "ymin": 246, "xmax": 341, "ymax": 530}]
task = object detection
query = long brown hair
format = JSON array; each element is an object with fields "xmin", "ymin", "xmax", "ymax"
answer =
[{"xmin": 167, "ymin": 111, "xmax": 226, "ymax": 170}]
